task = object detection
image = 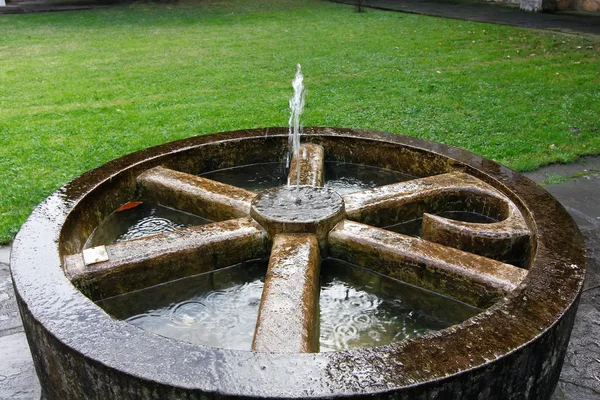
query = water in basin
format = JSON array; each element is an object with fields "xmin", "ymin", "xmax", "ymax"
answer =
[
  {"xmin": 97, "ymin": 258, "xmax": 480, "ymax": 351},
  {"xmin": 324, "ymin": 161, "xmax": 414, "ymax": 195},
  {"xmin": 385, "ymin": 211, "xmax": 499, "ymax": 237},
  {"xmin": 85, "ymin": 203, "xmax": 211, "ymax": 248},
  {"xmin": 199, "ymin": 161, "xmax": 413, "ymax": 195},
  {"xmin": 97, "ymin": 260, "xmax": 267, "ymax": 351},
  {"xmin": 199, "ymin": 162, "xmax": 287, "ymax": 193},
  {"xmin": 319, "ymin": 259, "xmax": 480, "ymax": 351}
]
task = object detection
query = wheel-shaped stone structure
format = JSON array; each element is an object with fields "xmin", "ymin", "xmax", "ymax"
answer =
[{"xmin": 11, "ymin": 127, "xmax": 585, "ymax": 399}]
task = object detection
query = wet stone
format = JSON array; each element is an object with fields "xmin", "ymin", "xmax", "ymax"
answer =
[
  {"xmin": 10, "ymin": 128, "xmax": 587, "ymax": 399},
  {"xmin": 551, "ymin": 287, "xmax": 600, "ymax": 399},
  {"xmin": 252, "ymin": 234, "xmax": 321, "ymax": 353},
  {"xmin": 289, "ymin": 143, "xmax": 326, "ymax": 187},
  {"xmin": 0, "ymin": 275, "xmax": 22, "ymax": 335},
  {"xmin": 0, "ymin": 246, "xmax": 10, "ymax": 267},
  {"xmin": 137, "ymin": 166, "xmax": 256, "ymax": 221},
  {"xmin": 251, "ymin": 185, "xmax": 345, "ymax": 241},
  {"xmin": 0, "ymin": 332, "xmax": 41, "ymax": 400},
  {"xmin": 253, "ymin": 186, "xmax": 343, "ymax": 223}
]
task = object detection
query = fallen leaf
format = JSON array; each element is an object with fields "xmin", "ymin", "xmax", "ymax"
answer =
[{"xmin": 116, "ymin": 201, "xmax": 143, "ymax": 212}]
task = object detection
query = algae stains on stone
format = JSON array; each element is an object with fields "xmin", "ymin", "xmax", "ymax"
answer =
[
  {"xmin": 252, "ymin": 234, "xmax": 321, "ymax": 353},
  {"xmin": 65, "ymin": 217, "xmax": 268, "ymax": 300},
  {"xmin": 137, "ymin": 166, "xmax": 257, "ymax": 221},
  {"xmin": 329, "ymin": 220, "xmax": 528, "ymax": 308},
  {"xmin": 12, "ymin": 128, "xmax": 585, "ymax": 399},
  {"xmin": 343, "ymin": 171, "xmax": 531, "ymax": 264},
  {"xmin": 289, "ymin": 143, "xmax": 326, "ymax": 187}
]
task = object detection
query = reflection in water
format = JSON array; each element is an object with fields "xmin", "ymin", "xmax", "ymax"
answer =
[
  {"xmin": 97, "ymin": 259, "xmax": 480, "ymax": 352},
  {"xmin": 385, "ymin": 211, "xmax": 499, "ymax": 237},
  {"xmin": 319, "ymin": 259, "xmax": 481, "ymax": 351},
  {"xmin": 85, "ymin": 203, "xmax": 211, "ymax": 248},
  {"xmin": 97, "ymin": 261, "xmax": 267, "ymax": 351},
  {"xmin": 200, "ymin": 162, "xmax": 287, "ymax": 193},
  {"xmin": 324, "ymin": 162, "xmax": 414, "ymax": 195},
  {"xmin": 199, "ymin": 161, "xmax": 414, "ymax": 195}
]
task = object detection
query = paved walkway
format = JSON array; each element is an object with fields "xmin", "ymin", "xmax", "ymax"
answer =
[
  {"xmin": 0, "ymin": 246, "xmax": 41, "ymax": 399},
  {"xmin": 0, "ymin": 1, "xmax": 128, "ymax": 14},
  {"xmin": 3, "ymin": 0, "xmax": 599, "ymax": 36},
  {"xmin": 333, "ymin": 0, "xmax": 600, "ymax": 35},
  {"xmin": 0, "ymin": 156, "xmax": 599, "ymax": 399},
  {"xmin": 527, "ymin": 157, "xmax": 600, "ymax": 400}
]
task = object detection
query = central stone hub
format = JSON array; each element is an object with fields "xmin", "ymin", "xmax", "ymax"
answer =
[{"xmin": 250, "ymin": 185, "xmax": 345, "ymax": 241}]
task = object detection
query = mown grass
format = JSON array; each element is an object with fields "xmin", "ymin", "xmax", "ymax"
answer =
[{"xmin": 0, "ymin": 0, "xmax": 599, "ymax": 243}]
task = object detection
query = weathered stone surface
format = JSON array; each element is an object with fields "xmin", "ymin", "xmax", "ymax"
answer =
[
  {"xmin": 288, "ymin": 143, "xmax": 325, "ymax": 187},
  {"xmin": 252, "ymin": 234, "xmax": 321, "ymax": 353},
  {"xmin": 251, "ymin": 185, "xmax": 345, "ymax": 244},
  {"xmin": 10, "ymin": 128, "xmax": 586, "ymax": 399},
  {"xmin": 329, "ymin": 220, "xmax": 527, "ymax": 308},
  {"xmin": 520, "ymin": 0, "xmax": 543, "ymax": 11},
  {"xmin": 343, "ymin": 171, "xmax": 531, "ymax": 264},
  {"xmin": 64, "ymin": 217, "xmax": 269, "ymax": 300},
  {"xmin": 137, "ymin": 166, "xmax": 256, "ymax": 221}
]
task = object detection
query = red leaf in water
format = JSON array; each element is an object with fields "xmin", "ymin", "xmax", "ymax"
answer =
[{"xmin": 116, "ymin": 201, "xmax": 143, "ymax": 212}]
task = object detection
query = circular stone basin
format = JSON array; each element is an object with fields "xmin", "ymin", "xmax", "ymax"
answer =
[
  {"xmin": 251, "ymin": 185, "xmax": 345, "ymax": 240},
  {"xmin": 10, "ymin": 127, "xmax": 586, "ymax": 400}
]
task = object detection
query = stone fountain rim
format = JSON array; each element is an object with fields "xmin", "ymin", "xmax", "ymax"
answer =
[{"xmin": 10, "ymin": 127, "xmax": 586, "ymax": 398}]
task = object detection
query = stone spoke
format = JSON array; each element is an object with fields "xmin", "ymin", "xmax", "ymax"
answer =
[
  {"xmin": 252, "ymin": 234, "xmax": 321, "ymax": 353},
  {"xmin": 288, "ymin": 143, "xmax": 325, "ymax": 187},
  {"xmin": 64, "ymin": 217, "xmax": 268, "ymax": 300},
  {"xmin": 328, "ymin": 220, "xmax": 528, "ymax": 308},
  {"xmin": 137, "ymin": 166, "xmax": 256, "ymax": 221},
  {"xmin": 343, "ymin": 171, "xmax": 530, "ymax": 262}
]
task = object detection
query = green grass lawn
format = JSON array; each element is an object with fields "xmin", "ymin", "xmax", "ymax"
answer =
[{"xmin": 0, "ymin": 0, "xmax": 599, "ymax": 243}]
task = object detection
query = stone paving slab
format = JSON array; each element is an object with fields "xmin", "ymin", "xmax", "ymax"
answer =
[
  {"xmin": 0, "ymin": 274, "xmax": 22, "ymax": 336},
  {"xmin": 525, "ymin": 157, "xmax": 600, "ymax": 292},
  {"xmin": 524, "ymin": 156, "xmax": 600, "ymax": 184},
  {"xmin": 0, "ymin": 244, "xmax": 41, "ymax": 400},
  {"xmin": 553, "ymin": 288, "xmax": 600, "ymax": 400},
  {"xmin": 523, "ymin": 158, "xmax": 600, "ymax": 400},
  {"xmin": 0, "ymin": 332, "xmax": 41, "ymax": 400},
  {"xmin": 0, "ymin": 246, "xmax": 10, "ymax": 268}
]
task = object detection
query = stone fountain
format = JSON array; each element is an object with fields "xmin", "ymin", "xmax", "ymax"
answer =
[{"xmin": 10, "ymin": 124, "xmax": 585, "ymax": 399}]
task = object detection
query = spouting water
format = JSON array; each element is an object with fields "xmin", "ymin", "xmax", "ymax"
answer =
[{"xmin": 288, "ymin": 64, "xmax": 306, "ymax": 203}]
